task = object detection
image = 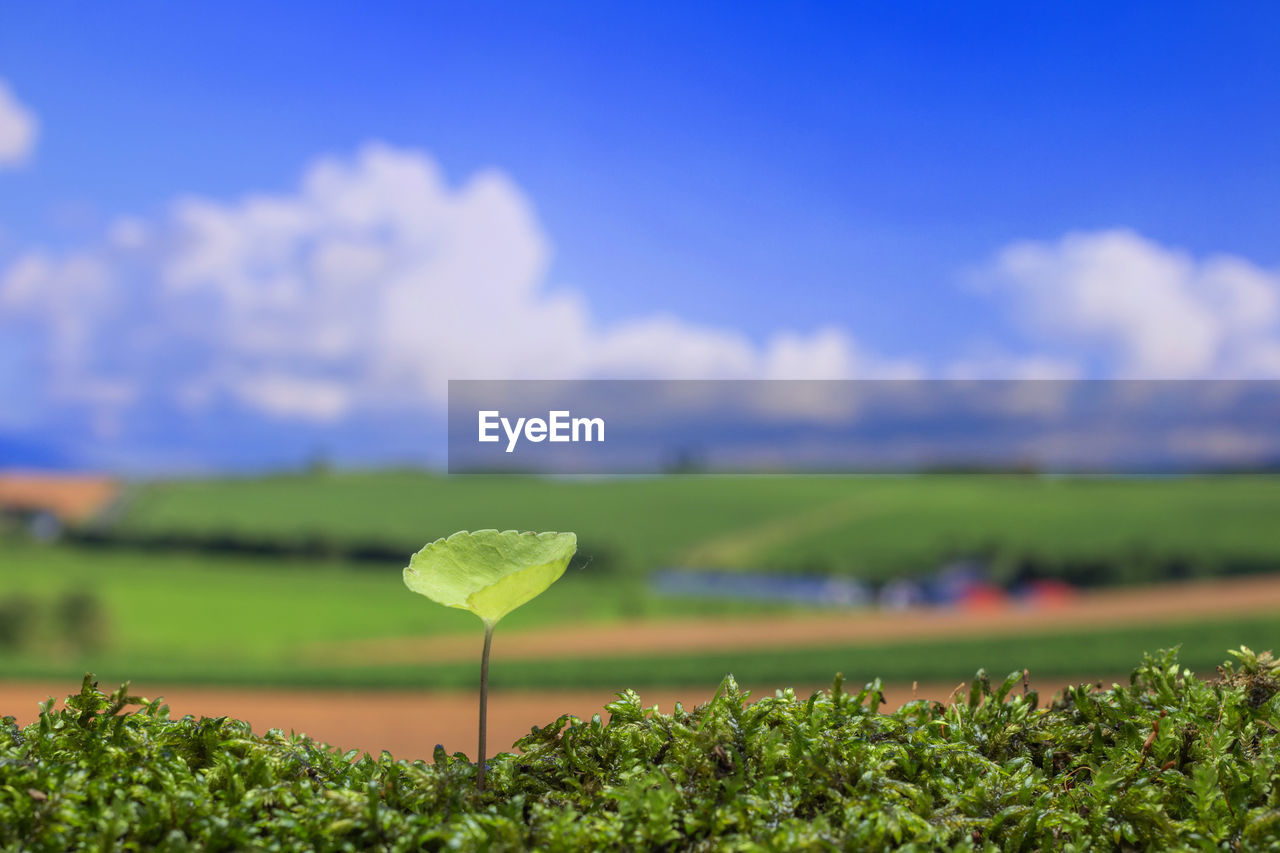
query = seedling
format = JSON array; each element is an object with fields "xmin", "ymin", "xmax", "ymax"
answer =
[{"xmin": 403, "ymin": 529, "xmax": 577, "ymax": 790}]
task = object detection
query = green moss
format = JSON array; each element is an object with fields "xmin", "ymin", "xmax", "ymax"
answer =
[{"xmin": 5, "ymin": 648, "xmax": 1280, "ymax": 850}]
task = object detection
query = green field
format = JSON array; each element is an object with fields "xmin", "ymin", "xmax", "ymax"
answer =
[
  {"xmin": 6, "ymin": 608, "xmax": 1274, "ymax": 692},
  {"xmin": 2, "ymin": 471, "xmax": 1279, "ymax": 687},
  {"xmin": 118, "ymin": 471, "xmax": 1280, "ymax": 579},
  {"xmin": 0, "ymin": 541, "xmax": 800, "ymax": 682}
]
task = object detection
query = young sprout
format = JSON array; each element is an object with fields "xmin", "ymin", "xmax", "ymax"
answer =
[{"xmin": 403, "ymin": 529, "xmax": 577, "ymax": 791}]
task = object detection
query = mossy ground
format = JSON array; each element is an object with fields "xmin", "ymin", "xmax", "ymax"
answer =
[{"xmin": 3, "ymin": 648, "xmax": 1280, "ymax": 851}]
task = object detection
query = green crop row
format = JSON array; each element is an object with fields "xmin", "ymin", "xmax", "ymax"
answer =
[
  {"xmin": 116, "ymin": 472, "xmax": 1280, "ymax": 580},
  {"xmin": 4, "ymin": 647, "xmax": 1280, "ymax": 850}
]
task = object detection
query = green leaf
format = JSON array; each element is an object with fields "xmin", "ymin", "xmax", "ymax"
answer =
[{"xmin": 403, "ymin": 529, "xmax": 577, "ymax": 627}]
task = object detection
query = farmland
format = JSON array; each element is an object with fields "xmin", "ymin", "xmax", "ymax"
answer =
[
  {"xmin": 118, "ymin": 471, "xmax": 1280, "ymax": 580},
  {"xmin": 1, "ymin": 471, "xmax": 1279, "ymax": 692},
  {"xmin": 5, "ymin": 534, "xmax": 1280, "ymax": 689}
]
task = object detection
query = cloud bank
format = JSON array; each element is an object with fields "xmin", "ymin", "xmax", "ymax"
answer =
[
  {"xmin": 981, "ymin": 229, "xmax": 1280, "ymax": 378},
  {"xmin": 4, "ymin": 142, "xmax": 1279, "ymax": 469},
  {"xmin": 1, "ymin": 144, "xmax": 904, "ymax": 465}
]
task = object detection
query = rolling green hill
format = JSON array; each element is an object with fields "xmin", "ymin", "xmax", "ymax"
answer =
[{"xmin": 118, "ymin": 471, "xmax": 1280, "ymax": 580}]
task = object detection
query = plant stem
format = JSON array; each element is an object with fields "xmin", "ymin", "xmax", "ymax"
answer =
[{"xmin": 477, "ymin": 623, "xmax": 494, "ymax": 791}]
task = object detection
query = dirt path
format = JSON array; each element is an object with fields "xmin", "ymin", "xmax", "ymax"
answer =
[
  {"xmin": 0, "ymin": 676, "xmax": 1099, "ymax": 762},
  {"xmin": 0, "ymin": 471, "xmax": 118, "ymax": 523},
  {"xmin": 307, "ymin": 573, "xmax": 1280, "ymax": 667}
]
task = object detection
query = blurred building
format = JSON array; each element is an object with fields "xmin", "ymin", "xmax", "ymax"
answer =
[{"xmin": 653, "ymin": 569, "xmax": 871, "ymax": 608}]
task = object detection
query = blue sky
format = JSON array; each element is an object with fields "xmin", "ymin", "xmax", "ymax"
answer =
[{"xmin": 2, "ymin": 3, "xmax": 1279, "ymax": 470}]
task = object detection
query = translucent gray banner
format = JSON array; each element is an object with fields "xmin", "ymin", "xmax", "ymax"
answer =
[{"xmin": 447, "ymin": 380, "xmax": 1280, "ymax": 475}]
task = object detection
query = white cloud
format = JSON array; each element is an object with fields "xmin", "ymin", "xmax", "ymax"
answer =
[
  {"xmin": 9, "ymin": 140, "xmax": 1277, "ymax": 468},
  {"xmin": 0, "ymin": 143, "xmax": 878, "ymax": 431},
  {"xmin": 233, "ymin": 374, "xmax": 352, "ymax": 422},
  {"xmin": 979, "ymin": 229, "xmax": 1280, "ymax": 378},
  {"xmin": 589, "ymin": 316, "xmax": 755, "ymax": 379},
  {"xmin": 1, "ymin": 251, "xmax": 113, "ymax": 382},
  {"xmin": 761, "ymin": 327, "xmax": 920, "ymax": 381},
  {"xmin": 0, "ymin": 79, "xmax": 38, "ymax": 168}
]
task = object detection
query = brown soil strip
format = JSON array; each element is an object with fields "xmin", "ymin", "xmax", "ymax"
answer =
[
  {"xmin": 0, "ymin": 471, "xmax": 118, "ymax": 523},
  {"xmin": 306, "ymin": 573, "xmax": 1280, "ymax": 667},
  {"xmin": 0, "ymin": 676, "xmax": 1101, "ymax": 763}
]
